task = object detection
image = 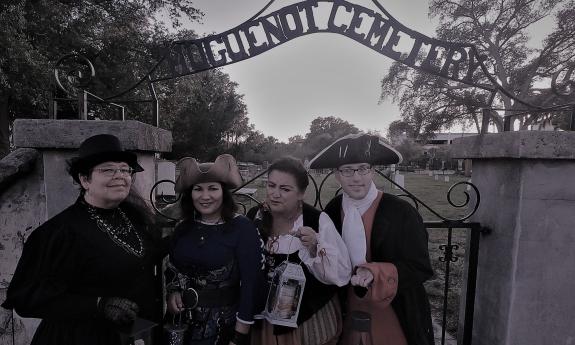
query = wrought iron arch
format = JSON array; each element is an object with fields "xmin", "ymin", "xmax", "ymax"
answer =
[{"xmin": 52, "ymin": 0, "xmax": 575, "ymax": 124}]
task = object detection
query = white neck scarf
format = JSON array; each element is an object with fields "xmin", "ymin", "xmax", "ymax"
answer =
[{"xmin": 341, "ymin": 181, "xmax": 378, "ymax": 268}]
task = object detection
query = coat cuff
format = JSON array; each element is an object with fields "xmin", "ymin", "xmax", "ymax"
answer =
[{"xmin": 360, "ymin": 262, "xmax": 399, "ymax": 306}]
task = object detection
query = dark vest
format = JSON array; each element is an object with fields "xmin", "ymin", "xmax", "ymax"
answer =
[{"xmin": 247, "ymin": 203, "xmax": 339, "ymax": 333}]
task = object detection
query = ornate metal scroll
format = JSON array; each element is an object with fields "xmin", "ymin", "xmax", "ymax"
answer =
[
  {"xmin": 150, "ymin": 179, "xmax": 181, "ymax": 222},
  {"xmin": 316, "ymin": 168, "xmax": 481, "ymax": 222},
  {"xmin": 54, "ymin": 54, "xmax": 95, "ymax": 96}
]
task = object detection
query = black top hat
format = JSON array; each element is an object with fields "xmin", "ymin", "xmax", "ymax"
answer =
[
  {"xmin": 308, "ymin": 133, "xmax": 402, "ymax": 169},
  {"xmin": 68, "ymin": 134, "xmax": 144, "ymax": 183}
]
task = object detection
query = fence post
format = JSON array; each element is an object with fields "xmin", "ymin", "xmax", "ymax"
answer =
[
  {"xmin": 460, "ymin": 224, "xmax": 480, "ymax": 345},
  {"xmin": 570, "ymin": 106, "xmax": 575, "ymax": 131},
  {"xmin": 78, "ymin": 90, "xmax": 87, "ymax": 120},
  {"xmin": 480, "ymin": 108, "xmax": 490, "ymax": 134}
]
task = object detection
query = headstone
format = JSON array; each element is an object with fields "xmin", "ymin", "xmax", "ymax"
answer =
[
  {"xmin": 434, "ymin": 174, "xmax": 439, "ymax": 181},
  {"xmin": 393, "ymin": 173, "xmax": 405, "ymax": 189},
  {"xmin": 156, "ymin": 160, "xmax": 176, "ymax": 196},
  {"xmin": 444, "ymin": 175, "xmax": 450, "ymax": 182}
]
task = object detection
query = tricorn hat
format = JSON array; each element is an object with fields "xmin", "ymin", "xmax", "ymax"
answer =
[
  {"xmin": 175, "ymin": 154, "xmax": 243, "ymax": 193},
  {"xmin": 68, "ymin": 134, "xmax": 144, "ymax": 183},
  {"xmin": 308, "ymin": 133, "xmax": 402, "ymax": 169}
]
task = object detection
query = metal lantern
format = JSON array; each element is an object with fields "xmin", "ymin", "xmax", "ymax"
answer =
[{"xmin": 263, "ymin": 262, "xmax": 306, "ymax": 328}]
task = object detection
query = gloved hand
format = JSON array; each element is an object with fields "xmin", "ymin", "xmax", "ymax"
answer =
[
  {"xmin": 350, "ymin": 266, "xmax": 374, "ymax": 287},
  {"xmin": 98, "ymin": 297, "xmax": 139, "ymax": 326}
]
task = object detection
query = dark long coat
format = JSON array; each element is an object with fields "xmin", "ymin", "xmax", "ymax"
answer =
[
  {"xmin": 2, "ymin": 199, "xmax": 164, "ymax": 345},
  {"xmin": 323, "ymin": 193, "xmax": 435, "ymax": 345}
]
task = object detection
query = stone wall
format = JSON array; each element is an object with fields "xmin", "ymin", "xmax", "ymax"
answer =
[
  {"xmin": 0, "ymin": 149, "xmax": 44, "ymax": 345},
  {"xmin": 0, "ymin": 119, "xmax": 171, "ymax": 345}
]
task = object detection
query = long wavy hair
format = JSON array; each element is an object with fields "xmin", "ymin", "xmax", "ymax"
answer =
[{"xmin": 179, "ymin": 182, "xmax": 238, "ymax": 222}]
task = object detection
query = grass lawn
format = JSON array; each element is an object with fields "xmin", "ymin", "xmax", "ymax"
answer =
[{"xmin": 234, "ymin": 170, "xmax": 476, "ymax": 337}]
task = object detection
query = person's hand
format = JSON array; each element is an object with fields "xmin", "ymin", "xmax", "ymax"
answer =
[
  {"xmin": 292, "ymin": 226, "xmax": 318, "ymax": 250},
  {"xmin": 98, "ymin": 297, "xmax": 139, "ymax": 326},
  {"xmin": 167, "ymin": 291, "xmax": 184, "ymax": 314},
  {"xmin": 350, "ymin": 266, "xmax": 374, "ymax": 287}
]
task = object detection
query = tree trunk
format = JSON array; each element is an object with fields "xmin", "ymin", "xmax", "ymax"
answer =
[{"xmin": 0, "ymin": 95, "xmax": 10, "ymax": 159}]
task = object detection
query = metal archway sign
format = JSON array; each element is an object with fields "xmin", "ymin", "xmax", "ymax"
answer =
[
  {"xmin": 96, "ymin": 0, "xmax": 573, "ymax": 114},
  {"xmin": 153, "ymin": 0, "xmax": 494, "ymax": 93}
]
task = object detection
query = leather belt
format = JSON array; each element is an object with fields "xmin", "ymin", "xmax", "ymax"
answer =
[{"xmin": 182, "ymin": 285, "xmax": 239, "ymax": 308}]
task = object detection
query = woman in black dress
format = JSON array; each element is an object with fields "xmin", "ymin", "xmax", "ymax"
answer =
[
  {"xmin": 2, "ymin": 134, "xmax": 165, "ymax": 345},
  {"xmin": 165, "ymin": 154, "xmax": 264, "ymax": 345}
]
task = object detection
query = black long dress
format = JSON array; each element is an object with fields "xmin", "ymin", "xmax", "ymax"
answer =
[{"xmin": 2, "ymin": 198, "xmax": 165, "ymax": 345}]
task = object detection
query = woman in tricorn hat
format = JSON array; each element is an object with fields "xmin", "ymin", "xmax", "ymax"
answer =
[
  {"xmin": 165, "ymin": 154, "xmax": 265, "ymax": 345},
  {"xmin": 2, "ymin": 134, "xmax": 165, "ymax": 345}
]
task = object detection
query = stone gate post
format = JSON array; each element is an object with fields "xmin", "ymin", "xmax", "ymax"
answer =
[{"xmin": 452, "ymin": 131, "xmax": 575, "ymax": 345}]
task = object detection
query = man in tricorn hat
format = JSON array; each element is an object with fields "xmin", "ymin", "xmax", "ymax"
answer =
[{"xmin": 309, "ymin": 133, "xmax": 434, "ymax": 345}]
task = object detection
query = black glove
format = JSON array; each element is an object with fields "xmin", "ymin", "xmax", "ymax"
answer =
[{"xmin": 98, "ymin": 297, "xmax": 139, "ymax": 326}]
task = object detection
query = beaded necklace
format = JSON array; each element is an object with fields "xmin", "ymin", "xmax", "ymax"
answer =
[{"xmin": 85, "ymin": 202, "xmax": 145, "ymax": 258}]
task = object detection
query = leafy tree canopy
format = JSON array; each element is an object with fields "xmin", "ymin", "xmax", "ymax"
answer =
[
  {"xmin": 380, "ymin": 0, "xmax": 575, "ymax": 136},
  {"xmin": 0, "ymin": 0, "xmax": 202, "ymax": 156}
]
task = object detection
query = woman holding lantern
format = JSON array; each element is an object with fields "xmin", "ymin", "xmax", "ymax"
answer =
[{"xmin": 247, "ymin": 156, "xmax": 352, "ymax": 345}]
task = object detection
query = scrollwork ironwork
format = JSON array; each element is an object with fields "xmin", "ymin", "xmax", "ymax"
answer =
[
  {"xmin": 372, "ymin": 169, "xmax": 480, "ymax": 223},
  {"xmin": 314, "ymin": 168, "xmax": 481, "ymax": 223},
  {"xmin": 439, "ymin": 244, "xmax": 460, "ymax": 262},
  {"xmin": 150, "ymin": 166, "xmax": 481, "ymax": 227},
  {"xmin": 150, "ymin": 179, "xmax": 180, "ymax": 221},
  {"xmin": 53, "ymin": 54, "xmax": 95, "ymax": 95}
]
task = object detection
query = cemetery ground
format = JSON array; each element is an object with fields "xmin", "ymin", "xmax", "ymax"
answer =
[{"xmin": 236, "ymin": 171, "xmax": 471, "ymax": 337}]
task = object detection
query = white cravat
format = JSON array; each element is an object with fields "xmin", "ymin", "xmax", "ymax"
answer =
[{"xmin": 341, "ymin": 182, "xmax": 378, "ymax": 268}]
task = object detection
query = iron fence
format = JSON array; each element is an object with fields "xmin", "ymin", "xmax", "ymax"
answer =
[{"xmin": 152, "ymin": 168, "xmax": 488, "ymax": 345}]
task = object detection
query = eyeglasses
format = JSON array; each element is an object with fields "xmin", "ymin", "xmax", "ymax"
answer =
[
  {"xmin": 93, "ymin": 167, "xmax": 135, "ymax": 177},
  {"xmin": 337, "ymin": 166, "xmax": 371, "ymax": 177}
]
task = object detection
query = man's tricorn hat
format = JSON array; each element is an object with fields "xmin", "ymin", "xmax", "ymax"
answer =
[
  {"xmin": 68, "ymin": 134, "xmax": 144, "ymax": 183},
  {"xmin": 175, "ymin": 154, "xmax": 243, "ymax": 193},
  {"xmin": 308, "ymin": 133, "xmax": 402, "ymax": 169}
]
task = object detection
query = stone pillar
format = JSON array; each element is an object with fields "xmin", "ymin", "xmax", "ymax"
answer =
[
  {"xmin": 451, "ymin": 131, "xmax": 575, "ymax": 345},
  {"xmin": 12, "ymin": 119, "xmax": 172, "ymax": 217},
  {"xmin": 1, "ymin": 119, "xmax": 171, "ymax": 344}
]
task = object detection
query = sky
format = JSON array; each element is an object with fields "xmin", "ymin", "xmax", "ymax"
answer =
[{"xmin": 181, "ymin": 0, "xmax": 556, "ymax": 142}]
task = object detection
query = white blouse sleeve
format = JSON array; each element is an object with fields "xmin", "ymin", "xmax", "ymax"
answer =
[{"xmin": 298, "ymin": 212, "xmax": 352, "ymax": 286}]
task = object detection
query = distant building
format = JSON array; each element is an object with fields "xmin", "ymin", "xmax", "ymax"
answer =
[
  {"xmin": 420, "ymin": 132, "xmax": 477, "ymax": 148},
  {"xmin": 391, "ymin": 132, "xmax": 476, "ymax": 174},
  {"xmin": 391, "ymin": 132, "xmax": 477, "ymax": 148}
]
